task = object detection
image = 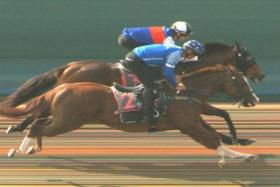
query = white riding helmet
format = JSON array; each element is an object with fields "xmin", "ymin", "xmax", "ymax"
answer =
[{"xmin": 171, "ymin": 21, "xmax": 192, "ymax": 35}]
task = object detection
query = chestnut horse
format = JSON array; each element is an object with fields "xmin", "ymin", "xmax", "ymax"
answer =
[
  {"xmin": 4, "ymin": 65, "xmax": 259, "ymax": 167},
  {"xmin": 0, "ymin": 42, "xmax": 264, "ymax": 109},
  {"xmin": 4, "ymin": 65, "xmax": 259, "ymax": 145}
]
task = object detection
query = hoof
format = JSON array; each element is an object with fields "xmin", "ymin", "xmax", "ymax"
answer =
[
  {"xmin": 6, "ymin": 126, "xmax": 15, "ymax": 134},
  {"xmin": 246, "ymin": 155, "xmax": 257, "ymax": 162},
  {"xmin": 7, "ymin": 148, "xmax": 16, "ymax": 157},
  {"xmin": 238, "ymin": 139, "xmax": 256, "ymax": 146},
  {"xmin": 231, "ymin": 138, "xmax": 239, "ymax": 145},
  {"xmin": 26, "ymin": 146, "xmax": 36, "ymax": 155},
  {"xmin": 148, "ymin": 125, "xmax": 157, "ymax": 132},
  {"xmin": 218, "ymin": 159, "xmax": 225, "ymax": 169},
  {"xmin": 148, "ymin": 126, "xmax": 157, "ymax": 133}
]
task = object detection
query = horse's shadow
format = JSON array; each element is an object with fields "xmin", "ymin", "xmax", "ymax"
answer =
[{"xmin": 39, "ymin": 154, "xmax": 280, "ymax": 186}]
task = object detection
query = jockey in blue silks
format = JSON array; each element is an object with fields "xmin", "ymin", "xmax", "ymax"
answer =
[
  {"xmin": 118, "ymin": 21, "xmax": 193, "ymax": 50},
  {"xmin": 122, "ymin": 40, "xmax": 205, "ymax": 132}
]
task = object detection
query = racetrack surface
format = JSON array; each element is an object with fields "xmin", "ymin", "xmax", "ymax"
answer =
[{"xmin": 0, "ymin": 103, "xmax": 279, "ymax": 186}]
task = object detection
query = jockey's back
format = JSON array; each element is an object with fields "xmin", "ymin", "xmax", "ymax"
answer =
[
  {"xmin": 132, "ymin": 44, "xmax": 182, "ymax": 86},
  {"xmin": 133, "ymin": 44, "xmax": 181, "ymax": 65},
  {"xmin": 122, "ymin": 26, "xmax": 173, "ymax": 45}
]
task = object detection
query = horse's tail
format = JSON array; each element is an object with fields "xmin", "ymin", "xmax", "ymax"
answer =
[
  {"xmin": 0, "ymin": 65, "xmax": 67, "ymax": 107},
  {"xmin": 0, "ymin": 95, "xmax": 50, "ymax": 118}
]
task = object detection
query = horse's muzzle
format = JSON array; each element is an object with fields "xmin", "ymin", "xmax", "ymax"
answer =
[{"xmin": 242, "ymin": 93, "xmax": 260, "ymax": 107}]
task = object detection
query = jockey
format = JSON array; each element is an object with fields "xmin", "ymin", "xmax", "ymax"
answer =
[
  {"xmin": 122, "ymin": 40, "xmax": 205, "ymax": 132},
  {"xmin": 118, "ymin": 21, "xmax": 192, "ymax": 50}
]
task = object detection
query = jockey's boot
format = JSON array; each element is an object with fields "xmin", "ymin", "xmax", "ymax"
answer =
[
  {"xmin": 142, "ymin": 114, "xmax": 157, "ymax": 132},
  {"xmin": 148, "ymin": 116, "xmax": 157, "ymax": 133},
  {"xmin": 143, "ymin": 88, "xmax": 157, "ymax": 132}
]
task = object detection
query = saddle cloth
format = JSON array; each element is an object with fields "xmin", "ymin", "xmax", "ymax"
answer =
[
  {"xmin": 113, "ymin": 63, "xmax": 168, "ymax": 123},
  {"xmin": 111, "ymin": 86, "xmax": 143, "ymax": 123},
  {"xmin": 111, "ymin": 85, "xmax": 169, "ymax": 124}
]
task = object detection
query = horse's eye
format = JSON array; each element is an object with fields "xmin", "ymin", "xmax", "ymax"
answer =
[{"xmin": 232, "ymin": 76, "xmax": 236, "ymax": 80}]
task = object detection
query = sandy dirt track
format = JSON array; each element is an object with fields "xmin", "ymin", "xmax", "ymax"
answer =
[{"xmin": 0, "ymin": 103, "xmax": 279, "ymax": 186}]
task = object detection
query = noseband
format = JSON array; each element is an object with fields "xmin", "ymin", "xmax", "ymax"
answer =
[{"xmin": 225, "ymin": 66, "xmax": 254, "ymax": 98}]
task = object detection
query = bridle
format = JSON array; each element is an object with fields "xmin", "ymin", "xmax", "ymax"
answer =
[
  {"xmin": 176, "ymin": 66, "xmax": 252, "ymax": 103},
  {"xmin": 235, "ymin": 47, "xmax": 256, "ymax": 73},
  {"xmin": 224, "ymin": 65, "xmax": 255, "ymax": 103}
]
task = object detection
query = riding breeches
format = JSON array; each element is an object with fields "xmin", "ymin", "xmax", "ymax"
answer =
[
  {"xmin": 118, "ymin": 35, "xmax": 146, "ymax": 51},
  {"xmin": 122, "ymin": 52, "xmax": 160, "ymax": 88}
]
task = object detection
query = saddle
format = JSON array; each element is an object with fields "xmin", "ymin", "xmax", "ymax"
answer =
[
  {"xmin": 115, "ymin": 63, "xmax": 141, "ymax": 87},
  {"xmin": 111, "ymin": 82, "xmax": 168, "ymax": 124}
]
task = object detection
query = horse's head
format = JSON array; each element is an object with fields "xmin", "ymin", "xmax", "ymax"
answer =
[
  {"xmin": 178, "ymin": 64, "xmax": 259, "ymax": 107},
  {"xmin": 223, "ymin": 65, "xmax": 260, "ymax": 107},
  {"xmin": 234, "ymin": 41, "xmax": 265, "ymax": 82}
]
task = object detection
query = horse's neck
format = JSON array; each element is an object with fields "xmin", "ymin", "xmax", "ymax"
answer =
[
  {"xmin": 179, "ymin": 49, "xmax": 236, "ymax": 75},
  {"xmin": 203, "ymin": 43, "xmax": 236, "ymax": 65},
  {"xmin": 185, "ymin": 68, "xmax": 226, "ymax": 100},
  {"xmin": 203, "ymin": 49, "xmax": 236, "ymax": 65}
]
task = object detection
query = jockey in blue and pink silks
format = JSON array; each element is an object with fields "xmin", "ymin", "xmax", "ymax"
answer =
[
  {"xmin": 118, "ymin": 21, "xmax": 192, "ymax": 50},
  {"xmin": 122, "ymin": 40, "xmax": 205, "ymax": 132}
]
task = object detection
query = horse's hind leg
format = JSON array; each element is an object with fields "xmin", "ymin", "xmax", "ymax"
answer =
[
  {"xmin": 7, "ymin": 118, "xmax": 52, "ymax": 157},
  {"xmin": 25, "ymin": 117, "xmax": 54, "ymax": 154},
  {"xmin": 6, "ymin": 114, "xmax": 34, "ymax": 134},
  {"xmin": 27, "ymin": 121, "xmax": 64, "ymax": 138},
  {"xmin": 7, "ymin": 135, "xmax": 33, "ymax": 157},
  {"xmin": 26, "ymin": 136, "xmax": 42, "ymax": 155}
]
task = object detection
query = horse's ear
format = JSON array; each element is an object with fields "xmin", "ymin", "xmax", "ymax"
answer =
[{"xmin": 234, "ymin": 41, "xmax": 241, "ymax": 50}]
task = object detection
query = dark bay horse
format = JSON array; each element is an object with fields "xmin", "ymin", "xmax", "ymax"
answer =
[
  {"xmin": 2, "ymin": 66, "xmax": 256, "ymax": 165},
  {"xmin": 0, "ymin": 41, "xmax": 264, "ymax": 109},
  {"xmin": 4, "ymin": 65, "xmax": 259, "ymax": 145},
  {"xmin": 176, "ymin": 41, "xmax": 265, "ymax": 82},
  {"xmin": 4, "ymin": 78, "xmax": 257, "ymax": 166}
]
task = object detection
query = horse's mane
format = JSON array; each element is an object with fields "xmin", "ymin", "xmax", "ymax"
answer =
[{"xmin": 204, "ymin": 42, "xmax": 233, "ymax": 55}]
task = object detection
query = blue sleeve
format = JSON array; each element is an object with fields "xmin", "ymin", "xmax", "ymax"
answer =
[
  {"xmin": 164, "ymin": 67, "xmax": 176, "ymax": 87},
  {"xmin": 163, "ymin": 50, "xmax": 182, "ymax": 87}
]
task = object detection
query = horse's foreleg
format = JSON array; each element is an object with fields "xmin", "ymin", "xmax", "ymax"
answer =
[
  {"xmin": 177, "ymin": 117, "xmax": 221, "ymax": 150},
  {"xmin": 177, "ymin": 116, "xmax": 257, "ymax": 166},
  {"xmin": 217, "ymin": 144, "xmax": 257, "ymax": 166},
  {"xmin": 201, "ymin": 103, "xmax": 256, "ymax": 146},
  {"xmin": 201, "ymin": 103, "xmax": 237, "ymax": 140},
  {"xmin": 199, "ymin": 117, "xmax": 237, "ymax": 145}
]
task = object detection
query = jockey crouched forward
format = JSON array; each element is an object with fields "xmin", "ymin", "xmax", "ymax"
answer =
[
  {"xmin": 118, "ymin": 21, "xmax": 192, "ymax": 50},
  {"xmin": 122, "ymin": 40, "xmax": 205, "ymax": 132}
]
